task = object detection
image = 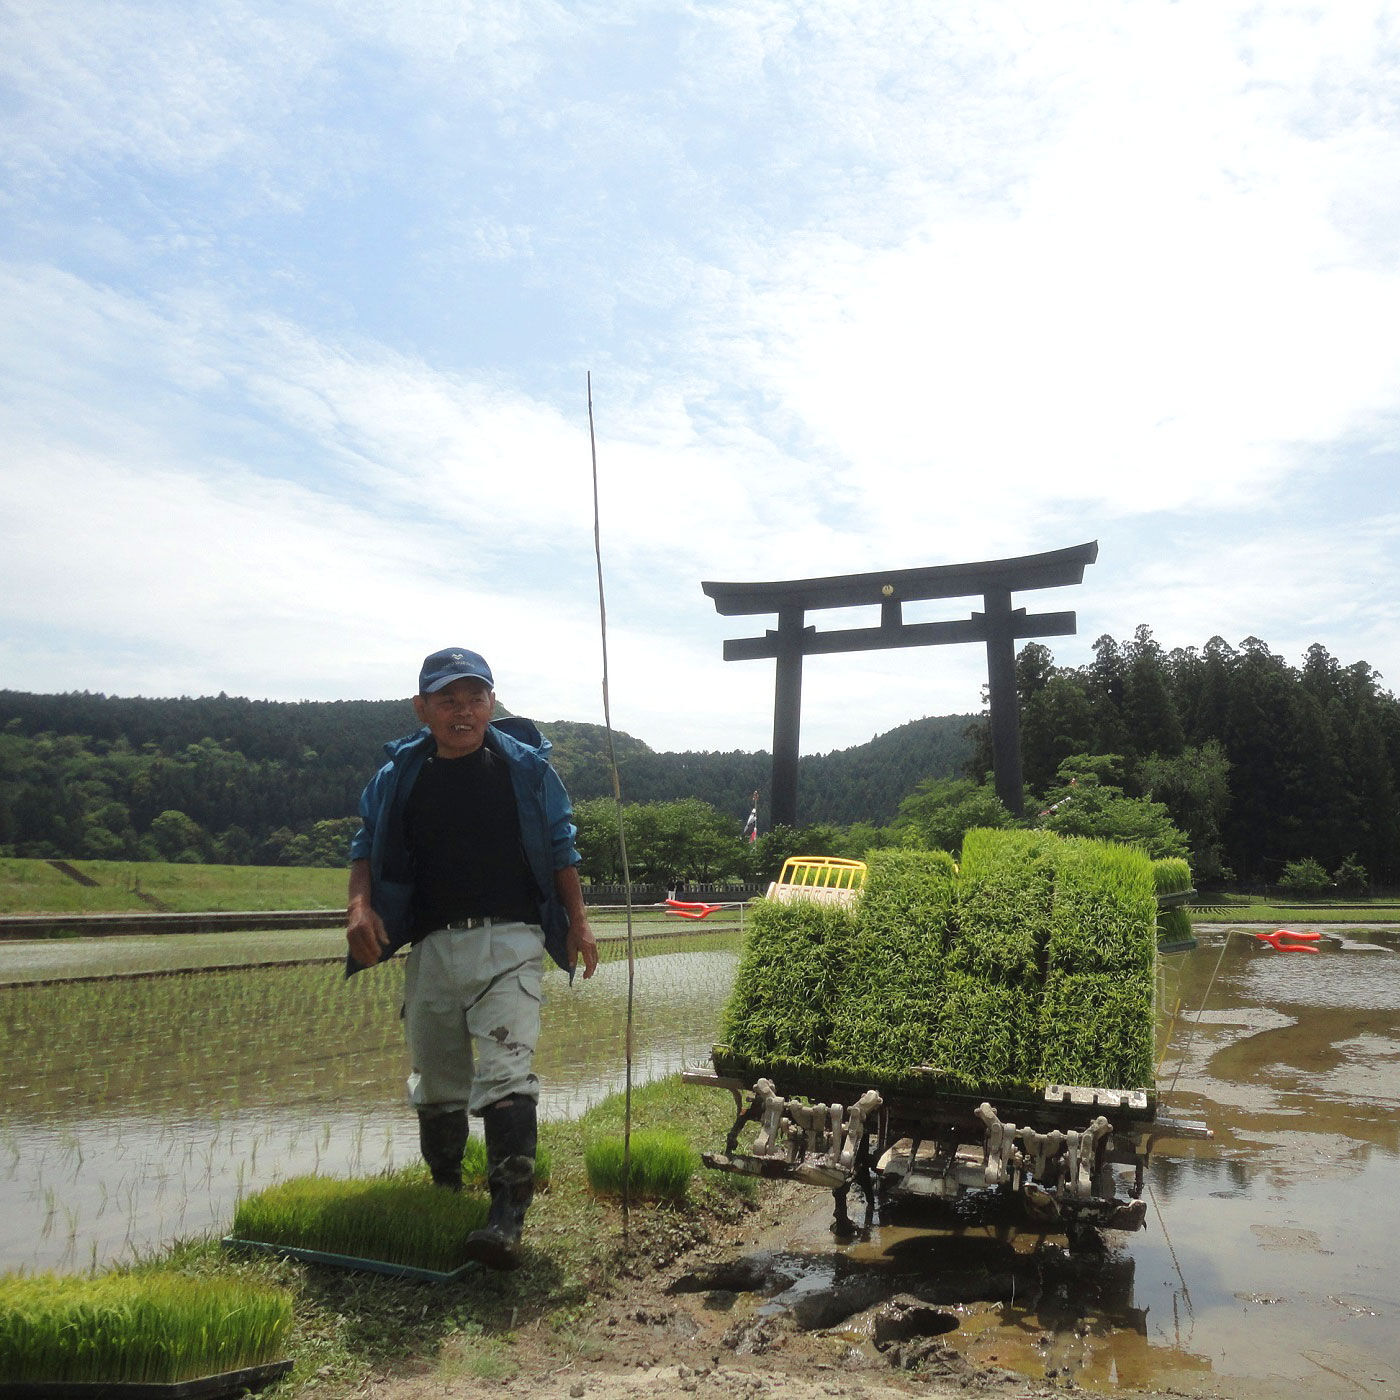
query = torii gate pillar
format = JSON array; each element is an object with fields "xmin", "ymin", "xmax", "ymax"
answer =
[
  {"xmin": 703, "ymin": 542, "xmax": 1098, "ymax": 826},
  {"xmin": 770, "ymin": 605, "xmax": 805, "ymax": 829}
]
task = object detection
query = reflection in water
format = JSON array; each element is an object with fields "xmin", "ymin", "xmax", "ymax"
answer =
[
  {"xmin": 1122, "ymin": 928, "xmax": 1400, "ymax": 1395},
  {"xmin": 0, "ymin": 933, "xmax": 739, "ymax": 1272}
]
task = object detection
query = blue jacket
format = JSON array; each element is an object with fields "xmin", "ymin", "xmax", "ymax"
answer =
[{"xmin": 347, "ymin": 716, "xmax": 581, "ymax": 976}]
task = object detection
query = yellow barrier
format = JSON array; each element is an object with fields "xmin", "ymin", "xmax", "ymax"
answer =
[{"xmin": 766, "ymin": 856, "xmax": 867, "ymax": 906}]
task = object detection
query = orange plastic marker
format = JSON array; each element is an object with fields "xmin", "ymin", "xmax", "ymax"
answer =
[
  {"xmin": 1254, "ymin": 928, "xmax": 1322, "ymax": 953},
  {"xmin": 664, "ymin": 899, "xmax": 724, "ymax": 920}
]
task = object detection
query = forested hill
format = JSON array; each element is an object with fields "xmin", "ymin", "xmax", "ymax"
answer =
[
  {"xmin": 0, "ymin": 689, "xmax": 421, "ymax": 769},
  {"xmin": 582, "ymin": 713, "xmax": 975, "ymax": 825},
  {"xmin": 0, "ymin": 689, "xmax": 974, "ymax": 861}
]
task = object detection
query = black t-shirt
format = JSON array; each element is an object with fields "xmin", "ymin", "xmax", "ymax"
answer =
[{"xmin": 403, "ymin": 746, "xmax": 538, "ymax": 937}]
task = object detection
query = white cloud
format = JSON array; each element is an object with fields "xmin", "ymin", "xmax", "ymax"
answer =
[
  {"xmin": 1062, "ymin": 507, "xmax": 1400, "ymax": 674},
  {"xmin": 4, "ymin": 0, "xmax": 1400, "ymax": 762},
  {"xmin": 0, "ymin": 4, "xmax": 331, "ymax": 183}
]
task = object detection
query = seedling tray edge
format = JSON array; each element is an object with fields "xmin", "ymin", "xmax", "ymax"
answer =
[
  {"xmin": 221, "ymin": 1236, "xmax": 476, "ymax": 1283},
  {"xmin": 0, "ymin": 1359, "xmax": 292, "ymax": 1400}
]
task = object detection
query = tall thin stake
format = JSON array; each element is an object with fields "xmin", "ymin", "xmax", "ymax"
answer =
[
  {"xmin": 587, "ymin": 371, "xmax": 637, "ymax": 1242},
  {"xmin": 1164, "ymin": 929, "xmax": 1233, "ymax": 1103}
]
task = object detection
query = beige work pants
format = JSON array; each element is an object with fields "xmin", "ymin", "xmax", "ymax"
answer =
[{"xmin": 403, "ymin": 920, "xmax": 544, "ymax": 1116}]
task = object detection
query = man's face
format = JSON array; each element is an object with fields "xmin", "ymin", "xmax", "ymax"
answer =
[{"xmin": 413, "ymin": 678, "xmax": 494, "ymax": 759}]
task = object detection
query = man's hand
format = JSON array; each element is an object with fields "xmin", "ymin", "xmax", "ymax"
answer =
[
  {"xmin": 347, "ymin": 904, "xmax": 390, "ymax": 967},
  {"xmin": 347, "ymin": 858, "xmax": 389, "ymax": 968},
  {"xmin": 554, "ymin": 865, "xmax": 598, "ymax": 979},
  {"xmin": 568, "ymin": 917, "xmax": 599, "ymax": 979}
]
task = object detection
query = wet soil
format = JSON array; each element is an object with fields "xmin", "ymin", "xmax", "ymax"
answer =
[{"xmin": 360, "ymin": 1184, "xmax": 1075, "ymax": 1400}]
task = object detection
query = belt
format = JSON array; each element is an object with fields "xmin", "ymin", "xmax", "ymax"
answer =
[{"xmin": 442, "ymin": 917, "xmax": 495, "ymax": 930}]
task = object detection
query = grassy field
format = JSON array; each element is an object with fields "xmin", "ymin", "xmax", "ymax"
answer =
[
  {"xmin": 0, "ymin": 857, "xmax": 753, "ymax": 926},
  {"xmin": 5, "ymin": 854, "xmax": 1396, "ymax": 927},
  {"xmin": 0, "ymin": 858, "xmax": 347, "ymax": 915},
  {"xmin": 1189, "ymin": 893, "xmax": 1400, "ymax": 924}
]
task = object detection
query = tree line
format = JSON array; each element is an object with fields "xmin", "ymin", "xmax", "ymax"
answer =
[
  {"xmin": 978, "ymin": 629, "xmax": 1400, "ymax": 886},
  {"xmin": 580, "ymin": 628, "xmax": 1400, "ymax": 888},
  {"xmin": 0, "ymin": 689, "xmax": 970, "ymax": 870},
  {"xmin": 4, "ymin": 625, "xmax": 1396, "ymax": 889}
]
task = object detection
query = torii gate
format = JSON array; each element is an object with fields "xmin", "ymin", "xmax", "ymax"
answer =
[{"xmin": 702, "ymin": 541, "xmax": 1098, "ymax": 825}]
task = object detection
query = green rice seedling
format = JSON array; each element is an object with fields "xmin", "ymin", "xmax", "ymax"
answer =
[
  {"xmin": 826, "ymin": 849, "xmax": 956, "ymax": 1075},
  {"xmin": 1151, "ymin": 857, "xmax": 1193, "ymax": 897},
  {"xmin": 1037, "ymin": 970, "xmax": 1154, "ymax": 1090},
  {"xmin": 1156, "ymin": 905, "xmax": 1195, "ymax": 947},
  {"xmin": 0, "ymin": 1269, "xmax": 291, "ymax": 1384},
  {"xmin": 717, "ymin": 896, "xmax": 858, "ymax": 1066},
  {"xmin": 1046, "ymin": 838, "xmax": 1157, "ymax": 974},
  {"xmin": 924, "ymin": 970, "xmax": 1036, "ymax": 1088},
  {"xmin": 584, "ymin": 1130, "xmax": 698, "ymax": 1201},
  {"xmin": 950, "ymin": 828, "xmax": 1058, "ymax": 980},
  {"xmin": 0, "ymin": 962, "xmax": 408, "ymax": 1123},
  {"xmin": 231, "ymin": 1170, "xmax": 490, "ymax": 1272}
]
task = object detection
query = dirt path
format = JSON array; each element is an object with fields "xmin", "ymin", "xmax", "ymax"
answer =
[{"xmin": 368, "ymin": 1364, "xmax": 1031, "ymax": 1400}]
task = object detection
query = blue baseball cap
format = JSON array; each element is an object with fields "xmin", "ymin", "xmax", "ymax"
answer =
[{"xmin": 418, "ymin": 648, "xmax": 494, "ymax": 694}]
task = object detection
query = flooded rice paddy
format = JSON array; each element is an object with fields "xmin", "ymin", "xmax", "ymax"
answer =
[
  {"xmin": 0, "ymin": 924, "xmax": 739, "ymax": 1273},
  {"xmin": 0, "ymin": 927, "xmax": 350, "ymax": 982},
  {"xmin": 4, "ymin": 920, "xmax": 1399, "ymax": 1397}
]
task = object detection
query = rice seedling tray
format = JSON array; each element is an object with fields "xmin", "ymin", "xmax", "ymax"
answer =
[
  {"xmin": 0, "ymin": 1360, "xmax": 292, "ymax": 1400},
  {"xmin": 221, "ymin": 1237, "xmax": 477, "ymax": 1284},
  {"xmin": 1155, "ymin": 888, "xmax": 1198, "ymax": 910}
]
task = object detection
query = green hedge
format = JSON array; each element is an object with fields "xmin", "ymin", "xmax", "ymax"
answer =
[
  {"xmin": 718, "ymin": 895, "xmax": 858, "ymax": 1065},
  {"xmin": 720, "ymin": 829, "xmax": 1158, "ymax": 1093},
  {"xmin": 826, "ymin": 848, "xmax": 956, "ymax": 1073}
]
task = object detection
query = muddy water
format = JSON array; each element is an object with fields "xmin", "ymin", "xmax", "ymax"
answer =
[
  {"xmin": 0, "ymin": 931, "xmax": 738, "ymax": 1272},
  {"xmin": 750, "ymin": 926, "xmax": 1400, "ymax": 1397}
]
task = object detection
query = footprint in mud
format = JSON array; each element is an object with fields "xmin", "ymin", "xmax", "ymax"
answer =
[{"xmin": 668, "ymin": 1251, "xmax": 959, "ymax": 1337}]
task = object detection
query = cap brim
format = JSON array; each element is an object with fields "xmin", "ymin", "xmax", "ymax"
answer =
[{"xmin": 423, "ymin": 671, "xmax": 493, "ymax": 693}]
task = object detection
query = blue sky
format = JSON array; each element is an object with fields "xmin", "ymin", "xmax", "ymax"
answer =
[{"xmin": 3, "ymin": 2, "xmax": 1399, "ymax": 759}]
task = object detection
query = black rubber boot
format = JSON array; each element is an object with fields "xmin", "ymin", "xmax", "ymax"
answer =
[
  {"xmin": 417, "ymin": 1107, "xmax": 468, "ymax": 1191},
  {"xmin": 465, "ymin": 1096, "xmax": 536, "ymax": 1270}
]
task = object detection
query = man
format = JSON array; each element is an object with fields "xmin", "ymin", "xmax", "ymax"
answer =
[{"xmin": 346, "ymin": 647, "xmax": 598, "ymax": 1270}]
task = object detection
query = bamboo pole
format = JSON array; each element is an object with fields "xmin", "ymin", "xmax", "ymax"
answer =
[{"xmin": 587, "ymin": 371, "xmax": 637, "ymax": 1243}]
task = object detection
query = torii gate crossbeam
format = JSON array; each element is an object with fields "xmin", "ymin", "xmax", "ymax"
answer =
[{"xmin": 702, "ymin": 541, "xmax": 1098, "ymax": 826}]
